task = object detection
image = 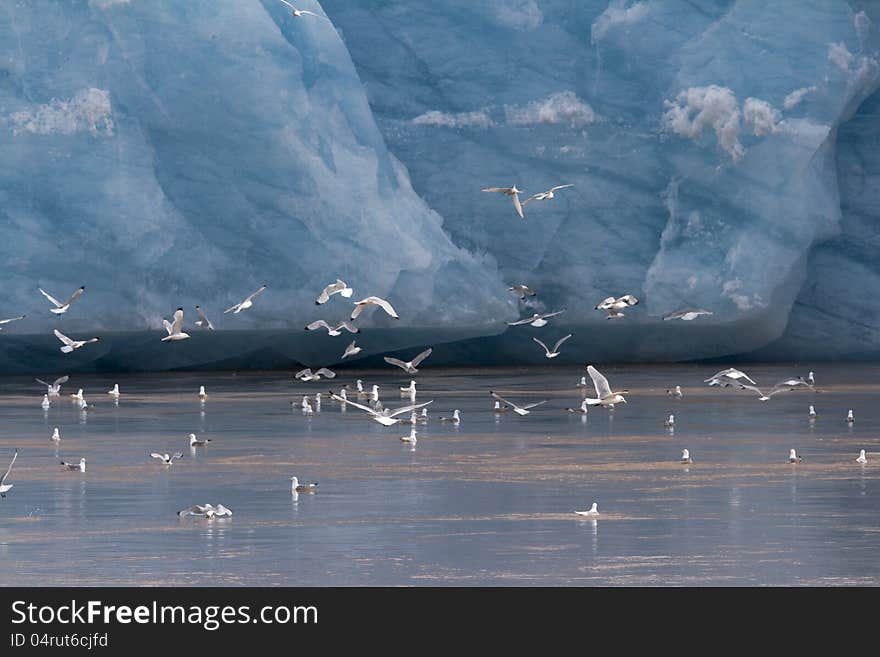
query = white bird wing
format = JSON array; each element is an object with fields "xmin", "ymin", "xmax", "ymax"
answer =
[
  {"xmin": 150, "ymin": 453, "xmax": 165, "ymax": 461},
  {"xmin": 53, "ymin": 375, "xmax": 69, "ymax": 387},
  {"xmin": 316, "ymin": 368, "xmax": 336, "ymax": 379},
  {"xmin": 39, "ymin": 288, "xmax": 65, "ymax": 308},
  {"xmin": 384, "ymin": 357, "xmax": 409, "ymax": 371},
  {"xmin": 520, "ymin": 400, "xmax": 548, "ymax": 411},
  {"xmin": 595, "ymin": 297, "xmax": 616, "ymax": 310},
  {"xmin": 195, "ymin": 306, "xmax": 214, "ymax": 329},
  {"xmin": 64, "ymin": 287, "xmax": 85, "ymax": 306},
  {"xmin": 387, "ymin": 400, "xmax": 433, "ymax": 418},
  {"xmin": 327, "ymin": 392, "xmax": 378, "ymax": 416},
  {"xmin": 553, "ymin": 334, "xmax": 573, "ymax": 352},
  {"xmin": 587, "ymin": 365, "xmax": 613, "ymax": 399},
  {"xmin": 358, "ymin": 296, "xmax": 398, "ymax": 319},
  {"xmin": 170, "ymin": 308, "xmax": 184, "ymax": 334},
  {"xmin": 0, "ymin": 315, "xmax": 25, "ymax": 324},
  {"xmin": 1, "ymin": 450, "xmax": 16, "ymax": 486},
  {"xmin": 223, "ymin": 302, "xmax": 240, "ymax": 314},
  {"xmin": 481, "ymin": 187, "xmax": 510, "ymax": 193},
  {"xmin": 53, "ymin": 329, "xmax": 74, "ymax": 346},
  {"xmin": 277, "ymin": 0, "xmax": 295, "ymax": 8},
  {"xmin": 294, "ymin": 368, "xmax": 313, "ymax": 379},
  {"xmin": 35, "ymin": 378, "xmax": 51, "ymax": 388},
  {"xmin": 507, "ymin": 316, "xmax": 536, "ymax": 326},
  {"xmin": 532, "ymin": 337, "xmax": 550, "ymax": 355},
  {"xmin": 410, "ymin": 348, "xmax": 433, "ymax": 368},
  {"xmin": 512, "ymin": 192, "xmax": 524, "ymax": 219},
  {"xmin": 305, "ymin": 320, "xmax": 331, "ymax": 332},
  {"xmin": 549, "ymin": 184, "xmax": 574, "ymax": 193},
  {"xmin": 162, "ymin": 319, "xmax": 174, "ymax": 336},
  {"xmin": 490, "ymin": 391, "xmax": 516, "ymax": 409},
  {"xmin": 540, "ymin": 310, "xmax": 565, "ymax": 320},
  {"xmin": 214, "ymin": 504, "xmax": 233, "ymax": 517},
  {"xmin": 299, "ymin": 10, "xmax": 326, "ymax": 19},
  {"xmin": 171, "ymin": 452, "xmax": 183, "ymax": 461},
  {"xmin": 315, "ymin": 283, "xmax": 337, "ymax": 305},
  {"xmin": 336, "ymin": 320, "xmax": 359, "ymax": 334},
  {"xmin": 245, "ymin": 285, "xmax": 267, "ymax": 303}
]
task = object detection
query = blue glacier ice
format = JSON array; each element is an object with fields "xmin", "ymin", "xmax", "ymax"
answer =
[{"xmin": 0, "ymin": 0, "xmax": 878, "ymax": 372}]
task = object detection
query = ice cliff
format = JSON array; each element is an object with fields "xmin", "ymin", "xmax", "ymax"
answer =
[{"xmin": 0, "ymin": 1, "xmax": 878, "ymax": 371}]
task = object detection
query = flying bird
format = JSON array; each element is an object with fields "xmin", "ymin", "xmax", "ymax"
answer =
[
  {"xmin": 177, "ymin": 503, "xmax": 232, "ymax": 518},
  {"xmin": 327, "ymin": 392, "xmax": 432, "ymax": 426},
  {"xmin": 508, "ymin": 285, "xmax": 536, "ymax": 300},
  {"xmin": 522, "ymin": 184, "xmax": 573, "ymax": 205},
  {"xmin": 305, "ymin": 319, "xmax": 359, "ymax": 336},
  {"xmin": 489, "ymin": 391, "xmax": 547, "ymax": 416},
  {"xmin": 342, "ymin": 340, "xmax": 362, "ymax": 359},
  {"xmin": 277, "ymin": 0, "xmax": 329, "ymax": 19},
  {"xmin": 315, "ymin": 279, "xmax": 354, "ymax": 304},
  {"xmin": 533, "ymin": 334, "xmax": 572, "ymax": 358},
  {"xmin": 704, "ymin": 368, "xmax": 757, "ymax": 386},
  {"xmin": 54, "ymin": 329, "xmax": 99, "ymax": 354},
  {"xmin": 507, "ymin": 310, "xmax": 565, "ymax": 328},
  {"xmin": 194, "ymin": 306, "xmax": 214, "ymax": 330},
  {"xmin": 482, "ymin": 185, "xmax": 525, "ymax": 219},
  {"xmin": 384, "ymin": 348, "xmax": 433, "ymax": 374},
  {"xmin": 39, "ymin": 286, "xmax": 85, "ymax": 315},
  {"xmin": 151, "ymin": 452, "xmax": 183, "ymax": 466},
  {"xmin": 0, "ymin": 449, "xmax": 17, "ymax": 498},
  {"xmin": 224, "ymin": 285, "xmax": 267, "ymax": 314},
  {"xmin": 595, "ymin": 295, "xmax": 639, "ymax": 319},
  {"xmin": 350, "ymin": 296, "xmax": 398, "ymax": 320},
  {"xmin": 295, "ymin": 367, "xmax": 336, "ymax": 382},
  {"xmin": 36, "ymin": 375, "xmax": 69, "ymax": 397},
  {"xmin": 0, "ymin": 315, "xmax": 25, "ymax": 330},
  {"xmin": 162, "ymin": 308, "xmax": 190, "ymax": 342},
  {"xmin": 584, "ymin": 365, "xmax": 627, "ymax": 407},
  {"xmin": 663, "ymin": 308, "xmax": 713, "ymax": 321}
]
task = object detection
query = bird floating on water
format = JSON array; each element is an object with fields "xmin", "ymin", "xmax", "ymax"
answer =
[
  {"xmin": 290, "ymin": 477, "xmax": 318, "ymax": 493},
  {"xmin": 856, "ymin": 449, "xmax": 867, "ymax": 464},
  {"xmin": 224, "ymin": 285, "xmax": 267, "ymax": 314},
  {"xmin": 680, "ymin": 448, "xmax": 692, "ymax": 464},
  {"xmin": 315, "ymin": 279, "xmax": 353, "ymax": 304},
  {"xmin": 664, "ymin": 414, "xmax": 675, "ymax": 427},
  {"xmin": 667, "ymin": 386, "xmax": 682, "ymax": 398},
  {"xmin": 482, "ymin": 185, "xmax": 525, "ymax": 219},
  {"xmin": 50, "ymin": 427, "xmax": 60, "ymax": 442},
  {"xmin": 847, "ymin": 410, "xmax": 854, "ymax": 423},
  {"xmin": 178, "ymin": 503, "xmax": 232, "ymax": 518},
  {"xmin": 533, "ymin": 334, "xmax": 572, "ymax": 358},
  {"xmin": 61, "ymin": 458, "xmax": 86, "ymax": 472},
  {"xmin": 54, "ymin": 329, "xmax": 99, "ymax": 354},
  {"xmin": 789, "ymin": 449, "xmax": 802, "ymax": 464},
  {"xmin": 490, "ymin": 391, "xmax": 547, "ymax": 416},
  {"xmin": 384, "ymin": 348, "xmax": 432, "ymax": 374},
  {"xmin": 107, "ymin": 384, "xmax": 120, "ymax": 398},
  {"xmin": 439, "ymin": 409, "xmax": 461, "ymax": 424},
  {"xmin": 39, "ymin": 286, "xmax": 85, "ymax": 315},
  {"xmin": 188, "ymin": 433, "xmax": 211, "ymax": 447},
  {"xmin": 41, "ymin": 394, "xmax": 50, "ymax": 410},
  {"xmin": 198, "ymin": 386, "xmax": 208, "ymax": 401},
  {"xmin": 574, "ymin": 502, "xmax": 599, "ymax": 517},
  {"xmin": 494, "ymin": 400, "xmax": 508, "ymax": 413},
  {"xmin": 808, "ymin": 405, "xmax": 817, "ymax": 419},
  {"xmin": 400, "ymin": 428, "xmax": 418, "ymax": 444}
]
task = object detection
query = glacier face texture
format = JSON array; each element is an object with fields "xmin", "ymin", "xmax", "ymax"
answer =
[{"xmin": 0, "ymin": 0, "xmax": 879, "ymax": 372}]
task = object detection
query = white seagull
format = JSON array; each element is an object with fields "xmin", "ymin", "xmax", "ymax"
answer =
[
  {"xmin": 584, "ymin": 365, "xmax": 627, "ymax": 407},
  {"xmin": 667, "ymin": 385, "xmax": 683, "ymax": 398},
  {"xmin": 194, "ymin": 305, "xmax": 214, "ymax": 330},
  {"xmin": 277, "ymin": 0, "xmax": 328, "ymax": 19},
  {"xmin": 39, "ymin": 286, "xmax": 85, "ymax": 315},
  {"xmin": 508, "ymin": 285, "xmax": 536, "ymax": 300},
  {"xmin": 315, "ymin": 279, "xmax": 354, "ymax": 304},
  {"xmin": 188, "ymin": 433, "xmax": 211, "ymax": 447},
  {"xmin": 507, "ymin": 310, "xmax": 565, "ymax": 328},
  {"xmin": 847, "ymin": 410, "xmax": 854, "ymax": 423},
  {"xmin": 533, "ymin": 334, "xmax": 572, "ymax": 358},
  {"xmin": 342, "ymin": 340, "xmax": 363, "ymax": 359},
  {"xmin": 199, "ymin": 386, "xmax": 208, "ymax": 401},
  {"xmin": 295, "ymin": 367, "xmax": 336, "ymax": 382},
  {"xmin": 663, "ymin": 308, "xmax": 713, "ymax": 321},
  {"xmin": 224, "ymin": 285, "xmax": 267, "ymax": 314},
  {"xmin": 856, "ymin": 449, "xmax": 867, "ymax": 464},
  {"xmin": 151, "ymin": 452, "xmax": 183, "ymax": 465},
  {"xmin": 489, "ymin": 391, "xmax": 547, "ymax": 416},
  {"xmin": 50, "ymin": 428, "xmax": 60, "ymax": 442},
  {"xmin": 704, "ymin": 368, "xmax": 757, "ymax": 386},
  {"xmin": 438, "ymin": 409, "xmax": 461, "ymax": 424},
  {"xmin": 107, "ymin": 383, "xmax": 120, "ymax": 398},
  {"xmin": 574, "ymin": 502, "xmax": 599, "ymax": 517},
  {"xmin": 36, "ymin": 375, "xmax": 69, "ymax": 397},
  {"xmin": 595, "ymin": 295, "xmax": 639, "ymax": 319},
  {"xmin": 350, "ymin": 296, "xmax": 399, "ymax": 320},
  {"xmin": 384, "ymin": 348, "xmax": 432, "ymax": 374},
  {"xmin": 482, "ymin": 185, "xmax": 525, "ymax": 219},
  {"xmin": 60, "ymin": 458, "xmax": 86, "ymax": 472},
  {"xmin": 305, "ymin": 319, "xmax": 359, "ymax": 336},
  {"xmin": 290, "ymin": 477, "xmax": 318, "ymax": 493},
  {"xmin": 327, "ymin": 392, "xmax": 432, "ymax": 426},
  {"xmin": 680, "ymin": 449, "xmax": 692, "ymax": 464},
  {"xmin": 400, "ymin": 380, "xmax": 417, "ymax": 395},
  {"xmin": 789, "ymin": 449, "xmax": 802, "ymax": 463},
  {"xmin": 400, "ymin": 428, "xmax": 418, "ymax": 444},
  {"xmin": 54, "ymin": 329, "xmax": 99, "ymax": 354},
  {"xmin": 41, "ymin": 394, "xmax": 51, "ymax": 410},
  {"xmin": 522, "ymin": 184, "xmax": 573, "ymax": 205},
  {"xmin": 664, "ymin": 414, "xmax": 675, "ymax": 427},
  {"xmin": 0, "ymin": 449, "xmax": 17, "ymax": 498},
  {"xmin": 177, "ymin": 503, "xmax": 233, "ymax": 518},
  {"xmin": 808, "ymin": 405, "xmax": 817, "ymax": 419},
  {"xmin": 0, "ymin": 315, "xmax": 25, "ymax": 330},
  {"xmin": 162, "ymin": 308, "xmax": 190, "ymax": 342}
]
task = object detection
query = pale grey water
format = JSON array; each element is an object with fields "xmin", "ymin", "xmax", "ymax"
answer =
[{"xmin": 0, "ymin": 364, "xmax": 878, "ymax": 586}]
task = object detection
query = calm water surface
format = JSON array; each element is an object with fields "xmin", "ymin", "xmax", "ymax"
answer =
[{"xmin": 1, "ymin": 364, "xmax": 878, "ymax": 586}]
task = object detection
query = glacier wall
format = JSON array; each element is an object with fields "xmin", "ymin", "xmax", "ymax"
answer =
[{"xmin": 0, "ymin": 0, "xmax": 878, "ymax": 372}]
